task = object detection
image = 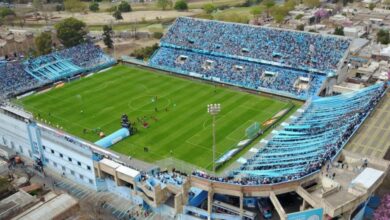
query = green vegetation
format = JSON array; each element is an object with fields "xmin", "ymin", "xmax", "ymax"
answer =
[
  {"xmin": 33, "ymin": 0, "xmax": 43, "ymax": 13},
  {"xmin": 202, "ymin": 3, "xmax": 217, "ymax": 14},
  {"xmin": 64, "ymin": 0, "xmax": 86, "ymax": 12},
  {"xmin": 271, "ymin": 0, "xmax": 296, "ymax": 23},
  {"xmin": 174, "ymin": 0, "xmax": 188, "ymax": 11},
  {"xmin": 130, "ymin": 43, "xmax": 159, "ymax": 60},
  {"xmin": 303, "ymin": 0, "xmax": 320, "ymax": 8},
  {"xmin": 211, "ymin": 6, "xmax": 253, "ymax": 23},
  {"xmin": 296, "ymin": 24, "xmax": 305, "ymax": 31},
  {"xmin": 208, "ymin": 0, "xmax": 296, "ymax": 24},
  {"xmin": 264, "ymin": 0, "xmax": 275, "ymax": 17},
  {"xmin": 56, "ymin": 4, "xmax": 65, "ymax": 12},
  {"xmin": 188, "ymin": 0, "xmax": 245, "ymax": 10},
  {"xmin": 157, "ymin": 0, "xmax": 173, "ymax": 10},
  {"xmin": 334, "ymin": 26, "xmax": 344, "ymax": 36},
  {"xmin": 113, "ymin": 9, "xmax": 123, "ymax": 20},
  {"xmin": 295, "ymin": 14, "xmax": 304, "ymax": 19},
  {"xmin": 19, "ymin": 65, "xmax": 291, "ymax": 170},
  {"xmin": 152, "ymin": 32, "xmax": 163, "ymax": 39},
  {"xmin": 0, "ymin": 176, "xmax": 13, "ymax": 200},
  {"xmin": 0, "ymin": 7, "xmax": 15, "ymax": 18},
  {"xmin": 118, "ymin": 1, "xmax": 132, "ymax": 12},
  {"xmin": 368, "ymin": 2, "xmax": 375, "ymax": 10},
  {"xmin": 103, "ymin": 25, "xmax": 114, "ymax": 49},
  {"xmin": 89, "ymin": 2, "xmax": 100, "ymax": 12},
  {"xmin": 35, "ymin": 32, "xmax": 52, "ymax": 55},
  {"xmin": 250, "ymin": 6, "xmax": 264, "ymax": 18},
  {"xmin": 214, "ymin": 11, "xmax": 250, "ymax": 23},
  {"xmin": 377, "ymin": 29, "xmax": 390, "ymax": 45},
  {"xmin": 55, "ymin": 18, "xmax": 87, "ymax": 48}
]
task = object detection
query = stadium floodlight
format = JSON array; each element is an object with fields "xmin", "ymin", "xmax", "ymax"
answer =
[{"xmin": 207, "ymin": 103, "xmax": 221, "ymax": 173}]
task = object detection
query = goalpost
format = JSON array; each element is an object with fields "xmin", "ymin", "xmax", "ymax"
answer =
[{"xmin": 245, "ymin": 122, "xmax": 260, "ymax": 139}]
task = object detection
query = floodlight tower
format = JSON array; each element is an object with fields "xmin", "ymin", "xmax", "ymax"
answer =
[{"xmin": 207, "ymin": 103, "xmax": 221, "ymax": 173}]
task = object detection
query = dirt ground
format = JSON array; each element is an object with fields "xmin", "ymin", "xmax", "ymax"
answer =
[
  {"xmin": 30, "ymin": 10, "xmax": 201, "ymax": 26},
  {"xmin": 97, "ymin": 38, "xmax": 159, "ymax": 58}
]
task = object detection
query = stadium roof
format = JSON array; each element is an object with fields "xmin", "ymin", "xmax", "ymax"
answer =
[
  {"xmin": 116, "ymin": 165, "xmax": 140, "ymax": 178},
  {"xmin": 351, "ymin": 167, "xmax": 384, "ymax": 189}
]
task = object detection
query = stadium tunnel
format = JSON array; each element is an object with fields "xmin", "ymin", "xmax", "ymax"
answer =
[{"xmin": 94, "ymin": 128, "xmax": 130, "ymax": 148}]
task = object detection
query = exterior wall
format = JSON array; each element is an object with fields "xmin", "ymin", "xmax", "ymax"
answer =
[
  {"xmin": 0, "ymin": 113, "xmax": 31, "ymax": 158},
  {"xmin": 41, "ymin": 137, "xmax": 97, "ymax": 189},
  {"xmin": 0, "ymin": 111, "xmax": 97, "ymax": 190}
]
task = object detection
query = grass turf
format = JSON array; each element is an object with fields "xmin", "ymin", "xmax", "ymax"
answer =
[{"xmin": 19, "ymin": 65, "xmax": 291, "ymax": 170}]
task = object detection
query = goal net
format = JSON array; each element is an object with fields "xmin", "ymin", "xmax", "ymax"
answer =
[{"xmin": 245, "ymin": 122, "xmax": 260, "ymax": 139}]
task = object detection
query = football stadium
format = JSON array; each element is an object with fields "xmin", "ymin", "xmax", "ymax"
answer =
[
  {"xmin": 0, "ymin": 17, "xmax": 389, "ymax": 220},
  {"xmin": 18, "ymin": 65, "xmax": 296, "ymax": 170}
]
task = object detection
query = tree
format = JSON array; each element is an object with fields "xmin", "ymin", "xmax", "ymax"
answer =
[
  {"xmin": 263, "ymin": 0, "xmax": 275, "ymax": 17},
  {"xmin": 334, "ymin": 26, "xmax": 344, "ymax": 36},
  {"xmin": 174, "ymin": 0, "xmax": 188, "ymax": 11},
  {"xmin": 152, "ymin": 32, "xmax": 163, "ymax": 39},
  {"xmin": 250, "ymin": 6, "xmax": 263, "ymax": 18},
  {"xmin": 383, "ymin": 0, "xmax": 390, "ymax": 9},
  {"xmin": 157, "ymin": 0, "xmax": 173, "ymax": 10},
  {"xmin": 55, "ymin": 17, "xmax": 87, "ymax": 48},
  {"xmin": 295, "ymin": 14, "xmax": 304, "ymax": 19},
  {"xmin": 113, "ymin": 9, "xmax": 123, "ymax": 20},
  {"xmin": 55, "ymin": 4, "xmax": 65, "ymax": 11},
  {"xmin": 272, "ymin": 5, "xmax": 289, "ymax": 23},
  {"xmin": 32, "ymin": 0, "xmax": 43, "ymax": 14},
  {"xmin": 35, "ymin": 32, "xmax": 52, "ymax": 55},
  {"xmin": 368, "ymin": 3, "xmax": 375, "ymax": 10},
  {"xmin": 377, "ymin": 29, "xmax": 390, "ymax": 44},
  {"xmin": 131, "ymin": 43, "xmax": 159, "ymax": 60},
  {"xmin": 118, "ymin": 1, "xmax": 131, "ymax": 12},
  {"xmin": 284, "ymin": 0, "xmax": 296, "ymax": 10},
  {"xmin": 303, "ymin": 0, "xmax": 320, "ymax": 8},
  {"xmin": 89, "ymin": 2, "xmax": 99, "ymax": 12},
  {"xmin": 202, "ymin": 3, "xmax": 216, "ymax": 14},
  {"xmin": 102, "ymin": 25, "xmax": 114, "ymax": 49},
  {"xmin": 64, "ymin": 0, "xmax": 86, "ymax": 12},
  {"xmin": 0, "ymin": 7, "xmax": 15, "ymax": 18}
]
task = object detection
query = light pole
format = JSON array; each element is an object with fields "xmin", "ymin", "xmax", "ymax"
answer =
[{"xmin": 207, "ymin": 103, "xmax": 221, "ymax": 173}]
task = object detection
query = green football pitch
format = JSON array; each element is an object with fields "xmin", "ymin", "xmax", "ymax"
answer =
[{"xmin": 19, "ymin": 65, "xmax": 293, "ymax": 170}]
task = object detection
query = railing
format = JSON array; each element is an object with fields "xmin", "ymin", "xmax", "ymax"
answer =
[
  {"xmin": 156, "ymin": 157, "xmax": 209, "ymax": 175},
  {"xmin": 149, "ymin": 63, "xmax": 310, "ymax": 101}
]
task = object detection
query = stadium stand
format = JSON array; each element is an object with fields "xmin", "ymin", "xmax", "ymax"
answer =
[
  {"xmin": 24, "ymin": 54, "xmax": 83, "ymax": 81},
  {"xmin": 192, "ymin": 82, "xmax": 387, "ymax": 185},
  {"xmin": 149, "ymin": 17, "xmax": 351, "ymax": 100},
  {"xmin": 159, "ymin": 17, "xmax": 350, "ymax": 74},
  {"xmin": 0, "ymin": 43, "xmax": 115, "ymax": 99},
  {"xmin": 0, "ymin": 62, "xmax": 40, "ymax": 97},
  {"xmin": 139, "ymin": 170, "xmax": 187, "ymax": 187},
  {"xmin": 150, "ymin": 47, "xmax": 326, "ymax": 99},
  {"xmin": 55, "ymin": 43, "xmax": 115, "ymax": 72}
]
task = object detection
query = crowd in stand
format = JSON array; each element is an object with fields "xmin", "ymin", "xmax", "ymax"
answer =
[
  {"xmin": 139, "ymin": 169, "xmax": 187, "ymax": 187},
  {"xmin": 150, "ymin": 47, "xmax": 325, "ymax": 99},
  {"xmin": 152, "ymin": 169, "xmax": 187, "ymax": 186},
  {"xmin": 192, "ymin": 83, "xmax": 386, "ymax": 185},
  {"xmin": 0, "ymin": 62, "xmax": 41, "ymax": 99},
  {"xmin": 150, "ymin": 17, "xmax": 351, "ymax": 100},
  {"xmin": 56, "ymin": 43, "xmax": 115, "ymax": 70},
  {"xmin": 161, "ymin": 17, "xmax": 351, "ymax": 73},
  {"xmin": 0, "ymin": 43, "xmax": 115, "ymax": 99}
]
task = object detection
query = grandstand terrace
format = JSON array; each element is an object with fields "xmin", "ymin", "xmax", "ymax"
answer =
[
  {"xmin": 149, "ymin": 17, "xmax": 351, "ymax": 100},
  {"xmin": 150, "ymin": 47, "xmax": 326, "ymax": 100},
  {"xmin": 192, "ymin": 82, "xmax": 387, "ymax": 186},
  {"xmin": 0, "ymin": 43, "xmax": 115, "ymax": 99},
  {"xmin": 0, "ymin": 62, "xmax": 40, "ymax": 98}
]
